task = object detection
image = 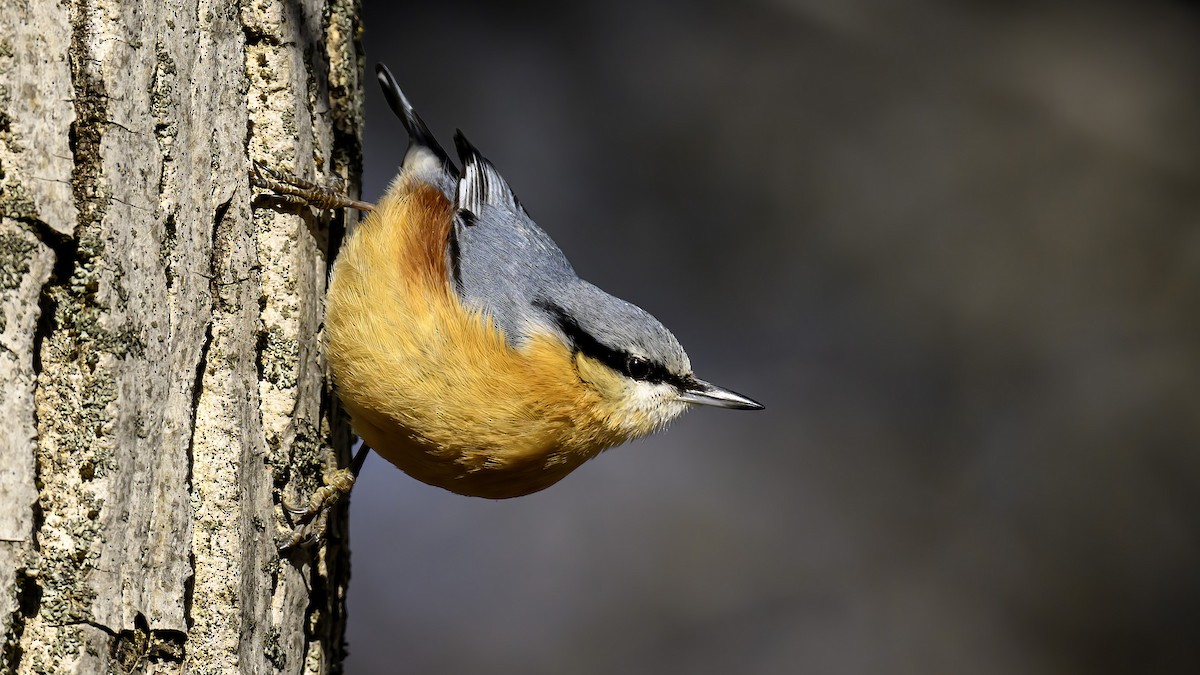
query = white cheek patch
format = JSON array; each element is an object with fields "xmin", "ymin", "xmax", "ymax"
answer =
[{"xmin": 618, "ymin": 380, "xmax": 689, "ymax": 434}]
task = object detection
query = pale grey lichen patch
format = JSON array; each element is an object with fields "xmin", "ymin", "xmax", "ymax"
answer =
[
  {"xmin": 280, "ymin": 109, "xmax": 297, "ymax": 139},
  {"xmin": 151, "ymin": 37, "xmax": 179, "ymax": 209},
  {"xmin": 0, "ymin": 82, "xmax": 40, "ymax": 222},
  {"xmin": 0, "ymin": 184, "xmax": 38, "ymax": 224},
  {"xmin": 264, "ymin": 625, "xmax": 286, "ymax": 670},
  {"xmin": 257, "ymin": 324, "xmax": 300, "ymax": 390},
  {"xmin": 39, "ymin": 227, "xmax": 145, "ymax": 363},
  {"xmin": 0, "ymin": 232, "xmax": 37, "ymax": 292},
  {"xmin": 277, "ymin": 416, "xmax": 324, "ymax": 503},
  {"xmin": 33, "ymin": 306, "xmax": 119, "ymax": 629},
  {"xmin": 159, "ymin": 211, "xmax": 178, "ymax": 289}
]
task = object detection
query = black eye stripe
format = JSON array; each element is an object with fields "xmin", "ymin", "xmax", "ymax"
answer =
[{"xmin": 533, "ymin": 299, "xmax": 685, "ymax": 387}]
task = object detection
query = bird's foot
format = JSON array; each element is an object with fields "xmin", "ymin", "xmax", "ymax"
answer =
[
  {"xmin": 278, "ymin": 444, "xmax": 371, "ymax": 551},
  {"xmin": 278, "ymin": 467, "xmax": 357, "ymax": 551},
  {"xmin": 250, "ymin": 161, "xmax": 374, "ymax": 212}
]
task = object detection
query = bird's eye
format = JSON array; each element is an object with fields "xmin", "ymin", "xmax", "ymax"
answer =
[{"xmin": 625, "ymin": 355, "xmax": 652, "ymax": 380}]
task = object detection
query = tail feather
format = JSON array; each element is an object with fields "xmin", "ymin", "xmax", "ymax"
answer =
[
  {"xmin": 453, "ymin": 130, "xmax": 528, "ymax": 220},
  {"xmin": 375, "ymin": 63, "xmax": 457, "ymax": 179}
]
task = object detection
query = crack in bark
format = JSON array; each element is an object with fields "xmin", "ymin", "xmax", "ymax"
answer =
[
  {"xmin": 28, "ymin": 220, "xmax": 74, "ymax": 381},
  {"xmin": 0, "ymin": 568, "xmax": 42, "ymax": 672},
  {"xmin": 181, "ymin": 321, "xmax": 211, "ymax": 637}
]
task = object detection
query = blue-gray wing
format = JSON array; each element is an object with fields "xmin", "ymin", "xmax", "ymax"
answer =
[{"xmin": 450, "ymin": 131, "xmax": 578, "ymax": 345}]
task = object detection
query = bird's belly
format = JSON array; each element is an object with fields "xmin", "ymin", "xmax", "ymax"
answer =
[{"xmin": 343, "ymin": 400, "xmax": 586, "ymax": 499}]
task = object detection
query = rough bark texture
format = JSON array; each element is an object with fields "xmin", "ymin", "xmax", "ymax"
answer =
[{"xmin": 0, "ymin": 0, "xmax": 364, "ymax": 672}]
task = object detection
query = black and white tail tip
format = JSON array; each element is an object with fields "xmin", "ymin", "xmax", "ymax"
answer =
[{"xmin": 375, "ymin": 63, "xmax": 456, "ymax": 175}]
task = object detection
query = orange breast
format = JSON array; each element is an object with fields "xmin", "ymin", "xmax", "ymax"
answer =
[{"xmin": 325, "ymin": 181, "xmax": 632, "ymax": 498}]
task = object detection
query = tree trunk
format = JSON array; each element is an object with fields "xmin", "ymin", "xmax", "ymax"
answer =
[{"xmin": 0, "ymin": 0, "xmax": 363, "ymax": 672}]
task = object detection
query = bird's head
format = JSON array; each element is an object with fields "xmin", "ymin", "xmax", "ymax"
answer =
[{"xmin": 534, "ymin": 285, "xmax": 762, "ymax": 439}]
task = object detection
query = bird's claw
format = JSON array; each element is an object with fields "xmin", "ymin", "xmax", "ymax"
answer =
[
  {"xmin": 249, "ymin": 161, "xmax": 374, "ymax": 212},
  {"xmin": 278, "ymin": 467, "xmax": 358, "ymax": 552}
]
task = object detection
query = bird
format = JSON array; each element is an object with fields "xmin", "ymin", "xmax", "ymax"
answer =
[{"xmin": 256, "ymin": 63, "xmax": 761, "ymax": 535}]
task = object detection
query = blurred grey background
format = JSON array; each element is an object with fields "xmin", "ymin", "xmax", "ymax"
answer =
[{"xmin": 345, "ymin": 1, "xmax": 1200, "ymax": 673}]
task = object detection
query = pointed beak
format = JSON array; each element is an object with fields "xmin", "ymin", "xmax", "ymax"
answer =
[{"xmin": 678, "ymin": 377, "xmax": 764, "ymax": 410}]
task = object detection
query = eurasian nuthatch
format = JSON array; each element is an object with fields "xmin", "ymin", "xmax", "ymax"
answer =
[{"xmin": 260, "ymin": 64, "xmax": 762, "ymax": 510}]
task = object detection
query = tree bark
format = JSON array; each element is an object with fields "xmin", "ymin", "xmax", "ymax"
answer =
[{"xmin": 0, "ymin": 0, "xmax": 363, "ymax": 672}]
